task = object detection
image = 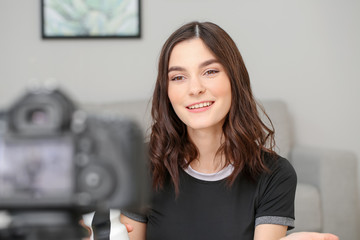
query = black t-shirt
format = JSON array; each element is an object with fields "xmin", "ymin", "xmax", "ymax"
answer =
[{"xmin": 124, "ymin": 155, "xmax": 297, "ymax": 240}]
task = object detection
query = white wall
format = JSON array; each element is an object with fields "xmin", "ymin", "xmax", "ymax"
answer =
[{"xmin": 1, "ymin": 1, "xmax": 359, "ymax": 192}]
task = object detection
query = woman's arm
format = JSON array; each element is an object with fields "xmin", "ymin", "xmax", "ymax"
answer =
[
  {"xmin": 254, "ymin": 224, "xmax": 287, "ymax": 240},
  {"xmin": 254, "ymin": 224, "xmax": 339, "ymax": 240},
  {"xmin": 281, "ymin": 232, "xmax": 339, "ymax": 240},
  {"xmin": 120, "ymin": 213, "xmax": 146, "ymax": 240}
]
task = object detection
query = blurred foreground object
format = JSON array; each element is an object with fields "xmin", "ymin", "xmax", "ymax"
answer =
[{"xmin": 0, "ymin": 87, "xmax": 149, "ymax": 239}]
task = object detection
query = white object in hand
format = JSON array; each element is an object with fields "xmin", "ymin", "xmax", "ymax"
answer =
[{"xmin": 82, "ymin": 209, "xmax": 129, "ymax": 240}]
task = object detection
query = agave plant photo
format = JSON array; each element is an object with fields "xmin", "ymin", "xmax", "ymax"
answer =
[{"xmin": 42, "ymin": 0, "xmax": 140, "ymax": 38}]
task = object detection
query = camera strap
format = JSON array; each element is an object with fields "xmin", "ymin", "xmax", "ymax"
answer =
[{"xmin": 92, "ymin": 209, "xmax": 111, "ymax": 240}]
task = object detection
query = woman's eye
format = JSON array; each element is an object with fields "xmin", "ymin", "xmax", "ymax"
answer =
[
  {"xmin": 205, "ymin": 69, "xmax": 219, "ymax": 75},
  {"xmin": 171, "ymin": 76, "xmax": 184, "ymax": 81}
]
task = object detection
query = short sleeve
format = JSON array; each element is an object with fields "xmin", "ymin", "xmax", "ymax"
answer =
[
  {"xmin": 255, "ymin": 157, "xmax": 297, "ymax": 230},
  {"xmin": 121, "ymin": 209, "xmax": 148, "ymax": 223}
]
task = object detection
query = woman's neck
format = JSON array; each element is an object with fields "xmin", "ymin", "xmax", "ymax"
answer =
[{"xmin": 187, "ymin": 127, "xmax": 226, "ymax": 174}]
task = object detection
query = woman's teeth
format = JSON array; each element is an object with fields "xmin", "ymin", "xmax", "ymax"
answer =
[{"xmin": 188, "ymin": 102, "xmax": 213, "ymax": 109}]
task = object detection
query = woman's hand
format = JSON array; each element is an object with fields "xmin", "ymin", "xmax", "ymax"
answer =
[{"xmin": 281, "ymin": 232, "xmax": 339, "ymax": 240}]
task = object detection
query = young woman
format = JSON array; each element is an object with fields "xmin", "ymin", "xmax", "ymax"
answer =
[{"xmin": 120, "ymin": 21, "xmax": 338, "ymax": 240}]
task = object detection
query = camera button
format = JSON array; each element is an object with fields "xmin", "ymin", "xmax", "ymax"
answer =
[{"xmin": 86, "ymin": 172, "xmax": 101, "ymax": 188}]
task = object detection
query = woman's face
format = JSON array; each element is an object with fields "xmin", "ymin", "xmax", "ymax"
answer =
[{"xmin": 167, "ymin": 38, "xmax": 232, "ymax": 132}]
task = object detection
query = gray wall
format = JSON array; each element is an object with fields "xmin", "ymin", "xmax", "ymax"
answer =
[{"xmin": 1, "ymin": 1, "xmax": 360, "ymax": 194}]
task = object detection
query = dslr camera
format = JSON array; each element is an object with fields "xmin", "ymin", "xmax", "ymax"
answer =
[{"xmin": 0, "ymin": 87, "xmax": 149, "ymax": 239}]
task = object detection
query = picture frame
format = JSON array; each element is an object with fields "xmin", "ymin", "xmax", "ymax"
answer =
[{"xmin": 41, "ymin": 0, "xmax": 141, "ymax": 39}]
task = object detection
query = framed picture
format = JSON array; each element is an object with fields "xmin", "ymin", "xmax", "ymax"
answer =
[{"xmin": 41, "ymin": 0, "xmax": 141, "ymax": 39}]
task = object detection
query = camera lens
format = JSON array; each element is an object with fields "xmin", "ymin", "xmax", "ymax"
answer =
[{"xmin": 26, "ymin": 108, "xmax": 48, "ymax": 125}]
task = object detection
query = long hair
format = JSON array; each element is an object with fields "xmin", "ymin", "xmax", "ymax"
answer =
[{"xmin": 150, "ymin": 21, "xmax": 276, "ymax": 194}]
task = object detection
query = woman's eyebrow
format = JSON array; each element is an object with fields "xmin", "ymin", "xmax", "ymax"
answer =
[
  {"xmin": 199, "ymin": 59, "xmax": 219, "ymax": 68},
  {"xmin": 168, "ymin": 59, "xmax": 219, "ymax": 73},
  {"xmin": 168, "ymin": 66, "xmax": 185, "ymax": 73}
]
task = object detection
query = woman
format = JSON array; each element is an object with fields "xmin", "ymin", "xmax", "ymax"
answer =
[{"xmin": 120, "ymin": 21, "xmax": 338, "ymax": 240}]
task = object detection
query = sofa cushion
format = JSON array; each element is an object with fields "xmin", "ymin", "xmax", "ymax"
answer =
[{"xmin": 290, "ymin": 183, "xmax": 322, "ymax": 233}]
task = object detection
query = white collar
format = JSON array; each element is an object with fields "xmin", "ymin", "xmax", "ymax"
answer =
[{"xmin": 183, "ymin": 163, "xmax": 234, "ymax": 181}]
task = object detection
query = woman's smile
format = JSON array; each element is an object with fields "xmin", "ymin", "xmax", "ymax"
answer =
[{"xmin": 186, "ymin": 101, "xmax": 215, "ymax": 112}]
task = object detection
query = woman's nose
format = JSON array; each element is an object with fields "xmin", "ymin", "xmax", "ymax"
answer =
[{"xmin": 189, "ymin": 77, "xmax": 206, "ymax": 96}]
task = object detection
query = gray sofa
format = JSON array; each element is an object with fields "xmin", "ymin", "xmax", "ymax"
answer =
[
  {"xmin": 261, "ymin": 100, "xmax": 359, "ymax": 240},
  {"xmin": 84, "ymin": 99, "xmax": 360, "ymax": 240}
]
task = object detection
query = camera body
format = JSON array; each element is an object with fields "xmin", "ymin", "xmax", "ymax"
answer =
[{"xmin": 0, "ymin": 88, "xmax": 149, "ymax": 213}]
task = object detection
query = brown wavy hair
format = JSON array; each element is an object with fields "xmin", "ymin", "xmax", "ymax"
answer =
[{"xmin": 150, "ymin": 21, "xmax": 276, "ymax": 194}]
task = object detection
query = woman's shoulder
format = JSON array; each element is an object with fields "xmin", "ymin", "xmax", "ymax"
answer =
[
  {"xmin": 262, "ymin": 151, "xmax": 291, "ymax": 168},
  {"xmin": 262, "ymin": 152, "xmax": 297, "ymax": 180}
]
